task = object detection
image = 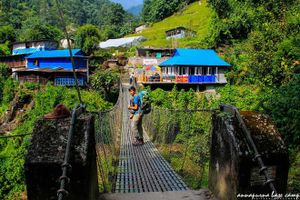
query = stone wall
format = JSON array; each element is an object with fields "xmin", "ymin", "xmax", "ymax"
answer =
[
  {"xmin": 209, "ymin": 111, "xmax": 289, "ymax": 200},
  {"xmin": 25, "ymin": 114, "xmax": 98, "ymax": 200}
]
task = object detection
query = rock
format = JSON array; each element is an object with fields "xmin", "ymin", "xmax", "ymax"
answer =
[
  {"xmin": 25, "ymin": 114, "xmax": 98, "ymax": 200},
  {"xmin": 209, "ymin": 111, "xmax": 289, "ymax": 200}
]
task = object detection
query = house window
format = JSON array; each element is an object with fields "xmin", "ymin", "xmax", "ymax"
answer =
[{"xmin": 34, "ymin": 60, "xmax": 39, "ymax": 67}]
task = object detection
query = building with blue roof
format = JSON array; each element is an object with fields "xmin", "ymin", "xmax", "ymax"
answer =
[
  {"xmin": 0, "ymin": 40, "xmax": 59, "ymax": 71},
  {"xmin": 12, "ymin": 40, "xmax": 58, "ymax": 55},
  {"xmin": 156, "ymin": 48, "xmax": 230, "ymax": 88},
  {"xmin": 14, "ymin": 49, "xmax": 88, "ymax": 86}
]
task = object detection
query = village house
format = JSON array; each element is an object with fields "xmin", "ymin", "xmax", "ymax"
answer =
[
  {"xmin": 135, "ymin": 25, "xmax": 147, "ymax": 34},
  {"xmin": 12, "ymin": 40, "xmax": 58, "ymax": 55},
  {"xmin": 99, "ymin": 36, "xmax": 146, "ymax": 49},
  {"xmin": 13, "ymin": 49, "xmax": 88, "ymax": 86},
  {"xmin": 165, "ymin": 27, "xmax": 196, "ymax": 40},
  {"xmin": 0, "ymin": 40, "xmax": 58, "ymax": 71},
  {"xmin": 142, "ymin": 48, "xmax": 231, "ymax": 91},
  {"xmin": 135, "ymin": 47, "xmax": 175, "ymax": 65},
  {"xmin": 127, "ymin": 47, "xmax": 175, "ymax": 70},
  {"xmin": 0, "ymin": 54, "xmax": 27, "ymax": 70}
]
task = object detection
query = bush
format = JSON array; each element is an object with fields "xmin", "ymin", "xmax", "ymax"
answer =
[
  {"xmin": 0, "ymin": 83, "xmax": 112, "ymax": 199},
  {"xmin": 264, "ymin": 74, "xmax": 300, "ymax": 147},
  {"xmin": 90, "ymin": 69, "xmax": 120, "ymax": 101},
  {"xmin": 0, "ymin": 64, "xmax": 9, "ymax": 78}
]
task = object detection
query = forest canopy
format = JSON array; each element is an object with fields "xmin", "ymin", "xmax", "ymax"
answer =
[{"xmin": 0, "ymin": 0, "xmax": 138, "ymax": 48}]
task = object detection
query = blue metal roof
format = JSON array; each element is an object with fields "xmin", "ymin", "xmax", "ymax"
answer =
[
  {"xmin": 25, "ymin": 49, "xmax": 84, "ymax": 59},
  {"xmin": 12, "ymin": 48, "xmax": 39, "ymax": 55},
  {"xmin": 159, "ymin": 48, "xmax": 231, "ymax": 67}
]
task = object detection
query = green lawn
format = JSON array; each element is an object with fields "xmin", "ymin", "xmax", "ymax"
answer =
[{"xmin": 130, "ymin": 0, "xmax": 213, "ymax": 48}]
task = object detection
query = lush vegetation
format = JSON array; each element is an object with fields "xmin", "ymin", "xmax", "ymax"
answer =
[
  {"xmin": 90, "ymin": 68, "xmax": 120, "ymax": 101},
  {"xmin": 203, "ymin": 0, "xmax": 300, "ymax": 145},
  {"xmin": 0, "ymin": 0, "xmax": 138, "ymax": 55},
  {"xmin": 0, "ymin": 68, "xmax": 113, "ymax": 199},
  {"xmin": 204, "ymin": 0, "xmax": 300, "ymax": 192},
  {"xmin": 141, "ymin": 0, "xmax": 198, "ymax": 23},
  {"xmin": 132, "ymin": 1, "xmax": 213, "ymax": 47}
]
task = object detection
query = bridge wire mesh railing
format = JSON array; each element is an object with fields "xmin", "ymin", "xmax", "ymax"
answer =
[
  {"xmin": 143, "ymin": 107, "xmax": 217, "ymax": 189},
  {"xmin": 93, "ymin": 85, "xmax": 123, "ymax": 193}
]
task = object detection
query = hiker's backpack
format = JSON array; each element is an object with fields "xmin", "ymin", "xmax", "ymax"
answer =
[{"xmin": 139, "ymin": 91, "xmax": 151, "ymax": 114}]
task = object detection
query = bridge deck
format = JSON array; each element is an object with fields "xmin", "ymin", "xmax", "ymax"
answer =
[
  {"xmin": 115, "ymin": 86, "xmax": 188, "ymax": 193},
  {"xmin": 100, "ymin": 190, "xmax": 214, "ymax": 200}
]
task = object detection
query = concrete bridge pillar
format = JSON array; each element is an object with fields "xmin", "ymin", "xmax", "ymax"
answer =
[
  {"xmin": 25, "ymin": 114, "xmax": 98, "ymax": 200},
  {"xmin": 209, "ymin": 111, "xmax": 289, "ymax": 200}
]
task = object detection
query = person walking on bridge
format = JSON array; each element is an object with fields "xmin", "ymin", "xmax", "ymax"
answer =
[
  {"xmin": 129, "ymin": 73, "xmax": 134, "ymax": 85},
  {"xmin": 128, "ymin": 86, "xmax": 144, "ymax": 145}
]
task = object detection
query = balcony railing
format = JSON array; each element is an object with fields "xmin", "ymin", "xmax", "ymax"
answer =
[{"xmin": 139, "ymin": 75, "xmax": 220, "ymax": 84}]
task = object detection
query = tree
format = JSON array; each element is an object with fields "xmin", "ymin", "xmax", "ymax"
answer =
[
  {"xmin": 265, "ymin": 73, "xmax": 300, "ymax": 147},
  {"xmin": 18, "ymin": 17, "xmax": 62, "ymax": 42},
  {"xmin": 0, "ymin": 63, "xmax": 9, "ymax": 78},
  {"xmin": 75, "ymin": 24, "xmax": 101, "ymax": 55},
  {"xmin": 110, "ymin": 3, "xmax": 126, "ymax": 26},
  {"xmin": 0, "ymin": 25, "xmax": 16, "ymax": 44},
  {"xmin": 0, "ymin": 42, "xmax": 10, "ymax": 56},
  {"xmin": 207, "ymin": 0, "xmax": 230, "ymax": 18},
  {"xmin": 90, "ymin": 69, "xmax": 120, "ymax": 101},
  {"xmin": 141, "ymin": 0, "xmax": 197, "ymax": 23}
]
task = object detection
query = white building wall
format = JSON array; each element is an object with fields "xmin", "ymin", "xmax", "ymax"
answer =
[
  {"xmin": 217, "ymin": 68, "xmax": 227, "ymax": 83},
  {"xmin": 13, "ymin": 41, "xmax": 57, "ymax": 51},
  {"xmin": 13, "ymin": 44, "xmax": 26, "ymax": 50}
]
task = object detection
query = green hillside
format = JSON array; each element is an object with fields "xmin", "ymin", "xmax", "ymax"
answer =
[{"xmin": 132, "ymin": 1, "xmax": 212, "ymax": 48}]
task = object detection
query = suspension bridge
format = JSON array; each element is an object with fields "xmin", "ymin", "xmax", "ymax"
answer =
[{"xmin": 95, "ymin": 83, "xmax": 214, "ymax": 200}]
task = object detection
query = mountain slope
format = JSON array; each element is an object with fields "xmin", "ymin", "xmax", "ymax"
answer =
[{"xmin": 131, "ymin": 1, "xmax": 213, "ymax": 48}]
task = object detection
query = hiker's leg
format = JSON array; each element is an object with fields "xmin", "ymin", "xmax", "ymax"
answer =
[
  {"xmin": 137, "ymin": 117, "xmax": 143, "ymax": 140},
  {"xmin": 132, "ymin": 115, "xmax": 139, "ymax": 139}
]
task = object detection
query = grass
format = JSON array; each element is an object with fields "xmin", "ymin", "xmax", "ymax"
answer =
[{"xmin": 130, "ymin": 0, "xmax": 213, "ymax": 48}]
